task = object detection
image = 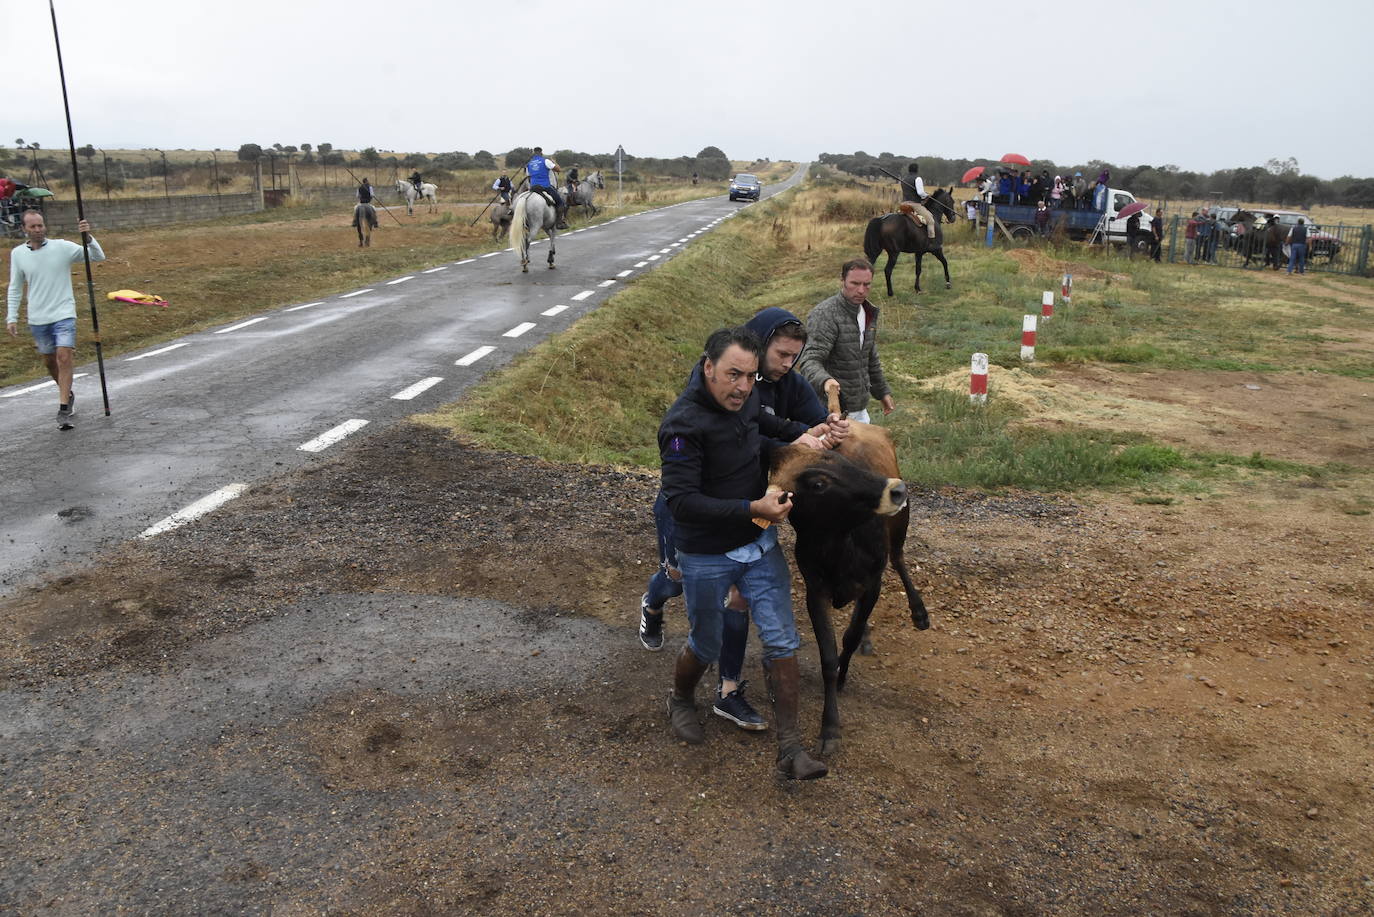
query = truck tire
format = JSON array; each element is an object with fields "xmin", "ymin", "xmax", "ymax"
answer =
[{"xmin": 1010, "ymin": 226, "xmax": 1034, "ymax": 243}]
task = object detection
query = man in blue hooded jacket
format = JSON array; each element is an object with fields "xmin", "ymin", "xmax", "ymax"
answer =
[{"xmin": 640, "ymin": 308, "xmax": 848, "ymax": 732}]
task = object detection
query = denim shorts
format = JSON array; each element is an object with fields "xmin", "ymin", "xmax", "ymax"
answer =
[{"xmin": 30, "ymin": 317, "xmax": 77, "ymax": 354}]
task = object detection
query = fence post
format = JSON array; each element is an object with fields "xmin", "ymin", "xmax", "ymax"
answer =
[
  {"xmin": 1167, "ymin": 214, "xmax": 1180, "ymax": 263},
  {"xmin": 1357, "ymin": 225, "xmax": 1372, "ymax": 277}
]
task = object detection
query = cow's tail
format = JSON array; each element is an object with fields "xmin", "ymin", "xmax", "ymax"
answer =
[{"xmin": 863, "ymin": 216, "xmax": 883, "ymax": 263}]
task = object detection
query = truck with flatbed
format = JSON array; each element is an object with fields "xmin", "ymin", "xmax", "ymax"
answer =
[{"xmin": 976, "ymin": 187, "xmax": 1150, "ymax": 252}]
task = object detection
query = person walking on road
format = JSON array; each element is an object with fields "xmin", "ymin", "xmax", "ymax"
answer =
[
  {"xmin": 795, "ymin": 258, "xmax": 895, "ymax": 423},
  {"xmin": 6, "ymin": 211, "xmax": 105, "ymax": 429}
]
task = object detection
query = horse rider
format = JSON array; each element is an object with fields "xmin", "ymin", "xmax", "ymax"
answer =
[
  {"xmin": 566, "ymin": 164, "xmax": 580, "ymax": 197},
  {"xmin": 492, "ymin": 173, "xmax": 512, "ymax": 205},
  {"xmin": 356, "ymin": 177, "xmax": 376, "ymax": 204},
  {"xmin": 409, "ymin": 170, "xmax": 424, "ymax": 197},
  {"xmin": 525, "ymin": 146, "xmax": 568, "ymax": 230},
  {"xmin": 898, "ymin": 162, "xmax": 936, "ymax": 239}
]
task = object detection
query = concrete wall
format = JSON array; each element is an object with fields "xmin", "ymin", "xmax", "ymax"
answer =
[{"xmin": 36, "ymin": 191, "xmax": 262, "ymax": 233}]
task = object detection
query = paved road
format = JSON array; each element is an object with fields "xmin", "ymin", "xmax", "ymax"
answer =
[{"xmin": 0, "ymin": 168, "xmax": 804, "ymax": 592}]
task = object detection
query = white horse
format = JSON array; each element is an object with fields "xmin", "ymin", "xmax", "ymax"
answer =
[
  {"xmin": 510, "ymin": 190, "xmax": 557, "ymax": 272},
  {"xmin": 395, "ymin": 179, "xmax": 439, "ymax": 215},
  {"xmin": 566, "ymin": 170, "xmax": 604, "ymax": 218}
]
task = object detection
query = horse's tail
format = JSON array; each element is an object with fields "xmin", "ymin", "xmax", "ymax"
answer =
[
  {"xmin": 510, "ymin": 193, "xmax": 530, "ymax": 253},
  {"xmin": 352, "ymin": 204, "xmax": 361, "ymax": 229},
  {"xmin": 863, "ymin": 216, "xmax": 884, "ymax": 262}
]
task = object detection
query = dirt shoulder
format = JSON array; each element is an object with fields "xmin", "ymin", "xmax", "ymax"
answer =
[{"xmin": 2, "ymin": 360, "xmax": 1371, "ymax": 913}]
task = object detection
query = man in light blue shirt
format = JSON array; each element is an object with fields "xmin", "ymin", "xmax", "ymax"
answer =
[{"xmin": 6, "ymin": 210, "xmax": 105, "ymax": 429}]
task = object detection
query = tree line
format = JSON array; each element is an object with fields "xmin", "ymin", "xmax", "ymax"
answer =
[{"xmin": 818, "ymin": 151, "xmax": 1374, "ymax": 210}]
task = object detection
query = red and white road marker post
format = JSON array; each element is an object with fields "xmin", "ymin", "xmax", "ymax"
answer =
[
  {"xmin": 1062, "ymin": 272, "xmax": 1073, "ymax": 306},
  {"xmin": 970, "ymin": 352, "xmax": 989, "ymax": 404},
  {"xmin": 1042, "ymin": 290, "xmax": 1054, "ymax": 320},
  {"xmin": 1021, "ymin": 314, "xmax": 1037, "ymax": 362}
]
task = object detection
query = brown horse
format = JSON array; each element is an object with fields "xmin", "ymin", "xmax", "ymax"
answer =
[
  {"xmin": 862, "ymin": 187, "xmax": 956, "ymax": 296},
  {"xmin": 352, "ymin": 202, "xmax": 378, "ymax": 247}
]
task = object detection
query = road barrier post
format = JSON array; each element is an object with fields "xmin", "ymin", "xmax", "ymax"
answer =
[
  {"xmin": 970, "ymin": 353, "xmax": 988, "ymax": 405},
  {"xmin": 1041, "ymin": 290, "xmax": 1054, "ymax": 321},
  {"xmin": 1020, "ymin": 315, "xmax": 1037, "ymax": 362}
]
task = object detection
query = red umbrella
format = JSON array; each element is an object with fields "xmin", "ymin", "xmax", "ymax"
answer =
[
  {"xmin": 961, "ymin": 165, "xmax": 985, "ymax": 184},
  {"xmin": 1000, "ymin": 153, "xmax": 1032, "ymax": 166},
  {"xmin": 1117, "ymin": 201, "xmax": 1149, "ymax": 220}
]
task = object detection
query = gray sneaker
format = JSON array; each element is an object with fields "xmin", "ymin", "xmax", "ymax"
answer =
[
  {"xmin": 639, "ymin": 595, "xmax": 664, "ymax": 652},
  {"xmin": 712, "ymin": 681, "xmax": 768, "ymax": 731},
  {"xmin": 57, "ymin": 404, "xmax": 74, "ymax": 430}
]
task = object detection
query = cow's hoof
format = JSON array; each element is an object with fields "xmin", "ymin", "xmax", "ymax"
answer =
[{"xmin": 945, "ymin": 282, "xmax": 952, "ymax": 289}]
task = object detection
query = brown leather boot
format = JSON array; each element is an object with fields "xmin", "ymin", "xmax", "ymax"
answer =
[
  {"xmin": 765, "ymin": 656, "xmax": 828, "ymax": 780},
  {"xmin": 667, "ymin": 645, "xmax": 708, "ymax": 744}
]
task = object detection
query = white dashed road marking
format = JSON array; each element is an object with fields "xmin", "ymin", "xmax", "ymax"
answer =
[
  {"xmin": 391, "ymin": 377, "xmax": 444, "ymax": 401},
  {"xmin": 571, "ymin": 290, "xmax": 594, "ymax": 301},
  {"xmin": 214, "ymin": 317, "xmax": 269, "ymax": 334},
  {"xmin": 658, "ymin": 248, "xmax": 672, "ymax": 253},
  {"xmin": 386, "ymin": 276, "xmax": 414, "ymax": 285},
  {"xmin": 635, "ymin": 261, "xmax": 649, "ymax": 267},
  {"xmin": 482, "ymin": 252, "xmax": 502, "ymax": 258},
  {"xmin": 126, "ymin": 343, "xmax": 189, "ymax": 362},
  {"xmin": 598, "ymin": 280, "xmax": 616, "ymax": 288},
  {"xmin": 284, "ymin": 301, "xmax": 325, "ymax": 312},
  {"xmin": 504, "ymin": 322, "xmax": 536, "ymax": 338},
  {"xmin": 421, "ymin": 267, "xmax": 447, "ymax": 274},
  {"xmin": 541, "ymin": 305, "xmax": 568, "ymax": 316},
  {"xmin": 139, "ymin": 483, "xmax": 250, "ymax": 539},
  {"xmin": 298, "ymin": 419, "xmax": 369, "ymax": 453},
  {"xmin": 647, "ymin": 255, "xmax": 661, "ymax": 261},
  {"xmin": 456, "ymin": 346, "xmax": 496, "ymax": 366},
  {"xmin": 340, "ymin": 289, "xmax": 373, "ymax": 298},
  {"xmin": 2, "ymin": 373, "xmax": 90, "ymax": 398},
  {"xmin": 616, "ymin": 270, "xmax": 633, "ymax": 278}
]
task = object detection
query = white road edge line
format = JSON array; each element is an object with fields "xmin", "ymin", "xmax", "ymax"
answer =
[
  {"xmin": 386, "ymin": 276, "xmax": 414, "ymax": 285},
  {"xmin": 139, "ymin": 483, "xmax": 250, "ymax": 540},
  {"xmin": 503, "ymin": 322, "xmax": 536, "ymax": 338},
  {"xmin": 284, "ymin": 301, "xmax": 325, "ymax": 312},
  {"xmin": 126, "ymin": 342, "xmax": 189, "ymax": 362},
  {"xmin": 456, "ymin": 345, "xmax": 496, "ymax": 366},
  {"xmin": 455, "ymin": 259, "xmax": 476, "ymax": 264},
  {"xmin": 541, "ymin": 305, "xmax": 568, "ymax": 316},
  {"xmin": 634, "ymin": 261, "xmax": 649, "ymax": 267},
  {"xmin": 571, "ymin": 290, "xmax": 595, "ymax": 301},
  {"xmin": 214, "ymin": 317, "xmax": 269, "ymax": 334},
  {"xmin": 421, "ymin": 267, "xmax": 447, "ymax": 274},
  {"xmin": 340, "ymin": 289, "xmax": 373, "ymax": 298},
  {"xmin": 298, "ymin": 419, "xmax": 369, "ymax": 453},
  {"xmin": 616, "ymin": 270, "xmax": 633, "ymax": 278},
  {"xmin": 392, "ymin": 376, "xmax": 444, "ymax": 400},
  {"xmin": 482, "ymin": 252, "xmax": 502, "ymax": 258},
  {"xmin": 598, "ymin": 280, "xmax": 616, "ymax": 288},
  {"xmin": 2, "ymin": 373, "xmax": 90, "ymax": 398}
]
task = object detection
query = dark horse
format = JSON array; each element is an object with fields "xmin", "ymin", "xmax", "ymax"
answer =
[
  {"xmin": 1232, "ymin": 211, "xmax": 1284, "ymax": 270},
  {"xmin": 862, "ymin": 187, "xmax": 956, "ymax": 296}
]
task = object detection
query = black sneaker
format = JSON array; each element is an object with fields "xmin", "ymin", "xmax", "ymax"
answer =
[
  {"xmin": 639, "ymin": 595, "xmax": 664, "ymax": 652},
  {"xmin": 713, "ymin": 680, "xmax": 768, "ymax": 731},
  {"xmin": 57, "ymin": 404, "xmax": 74, "ymax": 430}
]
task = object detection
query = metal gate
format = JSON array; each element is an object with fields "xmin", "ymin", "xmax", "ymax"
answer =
[{"xmin": 1166, "ymin": 215, "xmax": 1372, "ymax": 276}]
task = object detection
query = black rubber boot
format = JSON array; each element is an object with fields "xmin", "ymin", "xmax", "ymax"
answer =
[
  {"xmin": 765, "ymin": 656, "xmax": 828, "ymax": 780},
  {"xmin": 555, "ymin": 204, "xmax": 569, "ymax": 230},
  {"xmin": 667, "ymin": 645, "xmax": 708, "ymax": 744}
]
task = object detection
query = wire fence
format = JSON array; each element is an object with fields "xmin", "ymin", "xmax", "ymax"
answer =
[{"xmin": 1165, "ymin": 214, "xmax": 1372, "ymax": 276}]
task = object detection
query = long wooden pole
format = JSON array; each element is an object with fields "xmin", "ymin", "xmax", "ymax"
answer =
[{"xmin": 49, "ymin": 0, "xmax": 111, "ymax": 415}]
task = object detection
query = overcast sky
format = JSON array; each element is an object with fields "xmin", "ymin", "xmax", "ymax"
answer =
[{"xmin": 7, "ymin": 0, "xmax": 1372, "ymax": 179}]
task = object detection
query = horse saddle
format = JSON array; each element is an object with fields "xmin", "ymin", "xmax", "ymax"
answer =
[
  {"xmin": 534, "ymin": 187, "xmax": 559, "ymax": 208},
  {"xmin": 897, "ymin": 201, "xmax": 927, "ymax": 233}
]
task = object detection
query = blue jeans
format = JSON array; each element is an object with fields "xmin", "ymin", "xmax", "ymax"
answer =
[
  {"xmin": 531, "ymin": 184, "xmax": 564, "ymax": 210},
  {"xmin": 646, "ymin": 492, "xmax": 751, "ymax": 680},
  {"xmin": 30, "ymin": 316, "xmax": 77, "ymax": 354},
  {"xmin": 677, "ymin": 536, "xmax": 798, "ymax": 666},
  {"xmin": 1287, "ymin": 242, "xmax": 1307, "ymax": 274}
]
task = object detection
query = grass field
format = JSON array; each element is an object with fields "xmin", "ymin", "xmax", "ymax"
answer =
[{"xmin": 421, "ymin": 170, "xmax": 1373, "ymax": 507}]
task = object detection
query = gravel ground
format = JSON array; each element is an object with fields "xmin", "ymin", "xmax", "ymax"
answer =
[{"xmin": 1, "ymin": 422, "xmax": 1371, "ymax": 915}]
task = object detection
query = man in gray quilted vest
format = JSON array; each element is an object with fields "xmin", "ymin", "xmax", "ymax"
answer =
[{"xmin": 794, "ymin": 257, "xmax": 895, "ymax": 424}]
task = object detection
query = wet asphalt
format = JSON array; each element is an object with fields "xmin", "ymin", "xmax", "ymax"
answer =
[{"xmin": 0, "ymin": 167, "xmax": 803, "ymax": 595}]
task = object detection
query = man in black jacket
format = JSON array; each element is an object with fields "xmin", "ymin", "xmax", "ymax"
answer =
[{"xmin": 659, "ymin": 326, "xmax": 828, "ymax": 779}]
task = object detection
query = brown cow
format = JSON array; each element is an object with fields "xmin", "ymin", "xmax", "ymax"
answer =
[{"xmin": 768, "ymin": 416, "xmax": 929, "ymax": 756}]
